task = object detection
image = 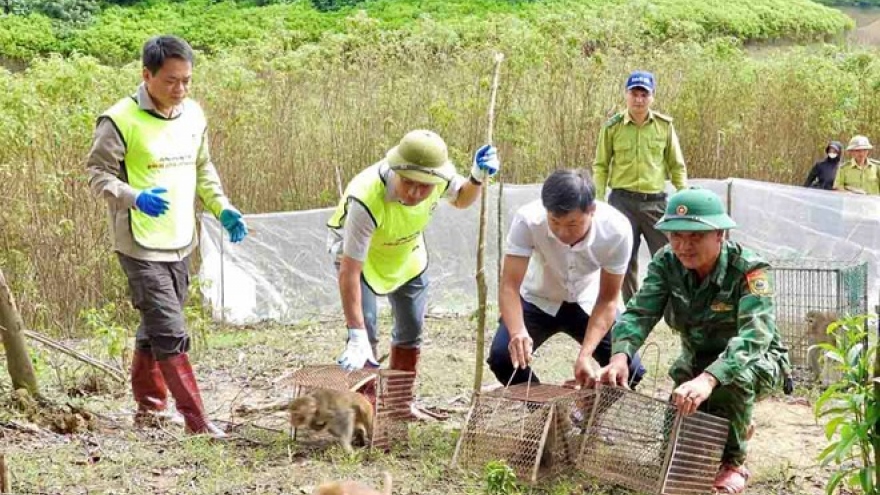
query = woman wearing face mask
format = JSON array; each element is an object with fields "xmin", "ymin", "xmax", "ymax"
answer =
[{"xmin": 804, "ymin": 141, "xmax": 842, "ymax": 190}]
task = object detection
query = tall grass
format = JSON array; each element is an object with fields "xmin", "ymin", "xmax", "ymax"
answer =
[{"xmin": 2, "ymin": 36, "xmax": 880, "ymax": 337}]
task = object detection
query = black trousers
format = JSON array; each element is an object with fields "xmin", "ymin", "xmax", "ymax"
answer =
[{"xmin": 487, "ymin": 298, "xmax": 645, "ymax": 387}]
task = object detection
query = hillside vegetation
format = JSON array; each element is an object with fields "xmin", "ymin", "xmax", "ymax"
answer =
[
  {"xmin": 0, "ymin": 0, "xmax": 854, "ymax": 63},
  {"xmin": 0, "ymin": 0, "xmax": 875, "ymax": 337}
]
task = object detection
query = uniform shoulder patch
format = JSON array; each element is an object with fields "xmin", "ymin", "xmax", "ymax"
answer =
[
  {"xmin": 652, "ymin": 111, "xmax": 673, "ymax": 122},
  {"xmin": 745, "ymin": 269, "xmax": 772, "ymax": 296},
  {"xmin": 604, "ymin": 112, "xmax": 623, "ymax": 128}
]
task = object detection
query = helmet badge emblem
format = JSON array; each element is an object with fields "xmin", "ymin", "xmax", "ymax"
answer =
[{"xmin": 675, "ymin": 205, "xmax": 688, "ymax": 215}]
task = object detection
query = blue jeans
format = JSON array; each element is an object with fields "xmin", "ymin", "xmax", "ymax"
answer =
[
  {"xmin": 487, "ymin": 298, "xmax": 646, "ymax": 387},
  {"xmin": 361, "ymin": 272, "xmax": 429, "ymax": 350}
]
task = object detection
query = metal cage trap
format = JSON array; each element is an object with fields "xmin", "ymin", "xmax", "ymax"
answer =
[
  {"xmin": 578, "ymin": 385, "xmax": 729, "ymax": 495},
  {"xmin": 451, "ymin": 382, "xmax": 597, "ymax": 484},
  {"xmin": 287, "ymin": 365, "xmax": 416, "ymax": 451},
  {"xmin": 769, "ymin": 259, "xmax": 868, "ymax": 369}
]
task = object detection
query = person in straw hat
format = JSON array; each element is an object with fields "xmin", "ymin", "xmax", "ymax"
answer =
[
  {"xmin": 327, "ymin": 130, "xmax": 499, "ymax": 419},
  {"xmin": 834, "ymin": 135, "xmax": 880, "ymax": 195},
  {"xmin": 595, "ymin": 188, "xmax": 791, "ymax": 494}
]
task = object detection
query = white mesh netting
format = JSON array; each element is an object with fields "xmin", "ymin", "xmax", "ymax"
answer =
[{"xmin": 198, "ymin": 178, "xmax": 880, "ymax": 325}]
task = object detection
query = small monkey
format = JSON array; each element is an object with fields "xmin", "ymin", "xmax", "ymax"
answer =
[
  {"xmin": 541, "ymin": 404, "xmax": 576, "ymax": 469},
  {"xmin": 805, "ymin": 310, "xmax": 839, "ymax": 382},
  {"xmin": 312, "ymin": 471, "xmax": 392, "ymax": 495},
  {"xmin": 289, "ymin": 388, "xmax": 374, "ymax": 453}
]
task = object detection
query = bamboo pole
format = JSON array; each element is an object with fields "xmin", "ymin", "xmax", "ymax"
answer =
[{"xmin": 473, "ymin": 52, "xmax": 504, "ymax": 393}]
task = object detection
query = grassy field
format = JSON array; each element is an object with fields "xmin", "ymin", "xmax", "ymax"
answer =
[{"xmin": 1, "ymin": 315, "xmax": 832, "ymax": 494}]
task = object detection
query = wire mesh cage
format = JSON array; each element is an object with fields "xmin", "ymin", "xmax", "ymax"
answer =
[
  {"xmin": 451, "ymin": 383, "xmax": 596, "ymax": 484},
  {"xmin": 769, "ymin": 259, "xmax": 868, "ymax": 367},
  {"xmin": 287, "ymin": 365, "xmax": 415, "ymax": 451},
  {"xmin": 578, "ymin": 386, "xmax": 728, "ymax": 495}
]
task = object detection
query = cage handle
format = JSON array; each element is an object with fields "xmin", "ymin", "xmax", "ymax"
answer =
[{"xmin": 638, "ymin": 341, "xmax": 663, "ymax": 399}]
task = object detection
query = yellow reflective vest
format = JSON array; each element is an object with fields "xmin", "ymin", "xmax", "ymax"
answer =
[
  {"xmin": 103, "ymin": 97, "xmax": 206, "ymax": 250},
  {"xmin": 328, "ymin": 163, "xmax": 445, "ymax": 294}
]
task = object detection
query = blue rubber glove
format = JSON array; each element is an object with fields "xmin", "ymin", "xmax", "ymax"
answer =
[
  {"xmin": 219, "ymin": 208, "xmax": 248, "ymax": 243},
  {"xmin": 470, "ymin": 144, "xmax": 500, "ymax": 184},
  {"xmin": 135, "ymin": 187, "xmax": 169, "ymax": 217}
]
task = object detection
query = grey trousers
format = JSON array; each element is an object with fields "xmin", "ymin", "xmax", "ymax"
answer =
[
  {"xmin": 361, "ymin": 272, "xmax": 429, "ymax": 350},
  {"xmin": 117, "ymin": 253, "xmax": 191, "ymax": 359},
  {"xmin": 608, "ymin": 189, "xmax": 669, "ymax": 304}
]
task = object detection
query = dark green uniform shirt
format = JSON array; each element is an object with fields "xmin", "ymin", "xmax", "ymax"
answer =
[{"xmin": 612, "ymin": 241, "xmax": 790, "ymax": 386}]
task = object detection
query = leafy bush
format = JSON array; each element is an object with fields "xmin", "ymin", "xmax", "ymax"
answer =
[
  {"xmin": 484, "ymin": 460, "xmax": 520, "ymax": 495},
  {"xmin": 813, "ymin": 315, "xmax": 880, "ymax": 495},
  {"xmin": 2, "ymin": 0, "xmax": 97, "ymax": 22},
  {"xmin": 309, "ymin": 0, "xmax": 366, "ymax": 12}
]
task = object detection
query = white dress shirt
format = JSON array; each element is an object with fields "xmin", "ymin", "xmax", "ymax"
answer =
[{"xmin": 506, "ymin": 200, "xmax": 634, "ymax": 316}]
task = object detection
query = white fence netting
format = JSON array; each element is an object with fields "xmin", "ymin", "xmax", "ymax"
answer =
[{"xmin": 199, "ymin": 178, "xmax": 880, "ymax": 325}]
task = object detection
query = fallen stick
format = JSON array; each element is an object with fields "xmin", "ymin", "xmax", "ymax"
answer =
[{"xmin": 9, "ymin": 327, "xmax": 126, "ymax": 383}]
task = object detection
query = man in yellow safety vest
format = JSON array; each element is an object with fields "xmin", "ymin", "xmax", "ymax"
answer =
[
  {"xmin": 87, "ymin": 35, "xmax": 247, "ymax": 438},
  {"xmin": 327, "ymin": 129, "xmax": 499, "ymax": 418}
]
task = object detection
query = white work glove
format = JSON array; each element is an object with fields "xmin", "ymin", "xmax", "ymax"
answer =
[
  {"xmin": 337, "ymin": 328, "xmax": 378, "ymax": 371},
  {"xmin": 470, "ymin": 144, "xmax": 500, "ymax": 184}
]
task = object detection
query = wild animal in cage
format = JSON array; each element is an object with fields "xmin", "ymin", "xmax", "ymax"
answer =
[
  {"xmin": 578, "ymin": 386, "xmax": 728, "ymax": 495},
  {"xmin": 769, "ymin": 259, "xmax": 867, "ymax": 379},
  {"xmin": 287, "ymin": 365, "xmax": 415, "ymax": 451},
  {"xmin": 451, "ymin": 383, "xmax": 596, "ymax": 484}
]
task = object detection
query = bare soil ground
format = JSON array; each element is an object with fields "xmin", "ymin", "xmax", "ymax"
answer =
[{"xmin": 0, "ymin": 316, "xmax": 834, "ymax": 494}]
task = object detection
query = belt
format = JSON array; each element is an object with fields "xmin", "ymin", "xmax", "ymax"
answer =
[{"xmin": 612, "ymin": 189, "xmax": 667, "ymax": 201}]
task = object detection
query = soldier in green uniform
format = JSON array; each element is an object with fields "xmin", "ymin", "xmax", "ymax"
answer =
[
  {"xmin": 594, "ymin": 188, "xmax": 791, "ymax": 494},
  {"xmin": 592, "ymin": 70, "xmax": 688, "ymax": 303},
  {"xmin": 834, "ymin": 135, "xmax": 880, "ymax": 195}
]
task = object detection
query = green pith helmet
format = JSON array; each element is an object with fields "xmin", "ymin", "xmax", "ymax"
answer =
[
  {"xmin": 655, "ymin": 188, "xmax": 737, "ymax": 232},
  {"xmin": 386, "ymin": 130, "xmax": 455, "ymax": 185}
]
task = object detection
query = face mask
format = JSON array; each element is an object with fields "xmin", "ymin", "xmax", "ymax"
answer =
[{"xmin": 828, "ymin": 152, "xmax": 839, "ymax": 159}]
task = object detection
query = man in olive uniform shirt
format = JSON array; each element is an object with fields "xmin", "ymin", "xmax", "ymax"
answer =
[
  {"xmin": 834, "ymin": 135, "xmax": 880, "ymax": 195},
  {"xmin": 592, "ymin": 70, "xmax": 688, "ymax": 303},
  {"xmin": 595, "ymin": 188, "xmax": 790, "ymax": 494}
]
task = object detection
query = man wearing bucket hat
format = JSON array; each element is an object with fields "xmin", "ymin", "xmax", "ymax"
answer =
[
  {"xmin": 595, "ymin": 188, "xmax": 791, "ymax": 494},
  {"xmin": 833, "ymin": 135, "xmax": 880, "ymax": 195},
  {"xmin": 327, "ymin": 130, "xmax": 499, "ymax": 418},
  {"xmin": 592, "ymin": 70, "xmax": 688, "ymax": 304}
]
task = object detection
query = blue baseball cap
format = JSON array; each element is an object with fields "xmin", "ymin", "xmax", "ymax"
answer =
[{"xmin": 626, "ymin": 70, "xmax": 655, "ymax": 94}]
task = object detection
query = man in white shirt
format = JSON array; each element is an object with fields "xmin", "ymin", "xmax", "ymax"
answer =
[{"xmin": 487, "ymin": 169, "xmax": 645, "ymax": 386}]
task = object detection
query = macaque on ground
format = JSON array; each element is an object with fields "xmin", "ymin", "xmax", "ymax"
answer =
[
  {"xmin": 289, "ymin": 388, "xmax": 374, "ymax": 453},
  {"xmin": 312, "ymin": 472, "xmax": 392, "ymax": 495}
]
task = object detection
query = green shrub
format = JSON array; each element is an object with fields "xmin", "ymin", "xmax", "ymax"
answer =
[
  {"xmin": 813, "ymin": 315, "xmax": 880, "ymax": 495},
  {"xmin": 309, "ymin": 0, "xmax": 366, "ymax": 13}
]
